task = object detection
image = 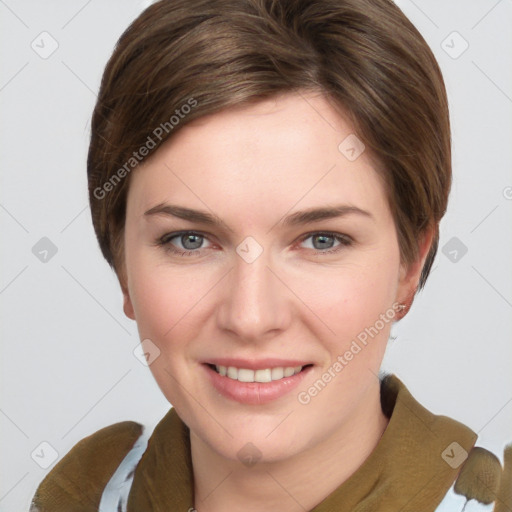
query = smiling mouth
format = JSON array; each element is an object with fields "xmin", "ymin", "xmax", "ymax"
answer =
[{"xmin": 207, "ymin": 364, "xmax": 314, "ymax": 383}]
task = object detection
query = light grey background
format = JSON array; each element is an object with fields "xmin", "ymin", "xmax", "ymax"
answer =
[{"xmin": 1, "ymin": 1, "xmax": 511, "ymax": 510}]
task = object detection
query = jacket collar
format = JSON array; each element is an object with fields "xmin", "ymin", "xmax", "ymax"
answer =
[{"xmin": 127, "ymin": 374, "xmax": 477, "ymax": 511}]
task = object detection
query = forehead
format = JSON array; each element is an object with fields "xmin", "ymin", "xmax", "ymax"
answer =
[{"xmin": 126, "ymin": 92, "xmax": 389, "ymax": 226}]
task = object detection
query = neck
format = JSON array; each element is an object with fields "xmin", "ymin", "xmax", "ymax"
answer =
[{"xmin": 190, "ymin": 379, "xmax": 389, "ymax": 512}]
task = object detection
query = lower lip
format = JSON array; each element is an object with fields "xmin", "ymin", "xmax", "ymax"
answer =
[{"xmin": 203, "ymin": 364, "xmax": 313, "ymax": 405}]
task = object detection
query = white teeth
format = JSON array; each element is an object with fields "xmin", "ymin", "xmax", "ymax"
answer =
[
  {"xmin": 254, "ymin": 369, "xmax": 272, "ymax": 383},
  {"xmin": 237, "ymin": 369, "xmax": 254, "ymax": 382},
  {"xmin": 283, "ymin": 367, "xmax": 295, "ymax": 377},
  {"xmin": 271, "ymin": 367, "xmax": 284, "ymax": 380},
  {"xmin": 214, "ymin": 365, "xmax": 304, "ymax": 382}
]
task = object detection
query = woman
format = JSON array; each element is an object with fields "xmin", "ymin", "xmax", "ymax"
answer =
[{"xmin": 30, "ymin": 0, "xmax": 511, "ymax": 510}]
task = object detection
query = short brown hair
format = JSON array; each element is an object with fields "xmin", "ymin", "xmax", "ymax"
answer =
[{"xmin": 87, "ymin": 0, "xmax": 451, "ymax": 292}]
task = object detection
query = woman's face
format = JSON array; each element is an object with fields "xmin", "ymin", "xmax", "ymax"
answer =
[{"xmin": 122, "ymin": 91, "xmax": 423, "ymax": 463}]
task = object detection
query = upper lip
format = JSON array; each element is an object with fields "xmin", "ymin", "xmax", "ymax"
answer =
[{"xmin": 204, "ymin": 358, "xmax": 313, "ymax": 370}]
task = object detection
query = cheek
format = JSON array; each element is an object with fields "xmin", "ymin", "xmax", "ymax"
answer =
[
  {"xmin": 294, "ymin": 249, "xmax": 400, "ymax": 352},
  {"xmin": 327, "ymin": 270, "xmax": 396, "ymax": 319},
  {"xmin": 130, "ymin": 263, "xmax": 201, "ymax": 340},
  {"xmin": 126, "ymin": 257, "xmax": 210, "ymax": 405},
  {"xmin": 294, "ymin": 258, "xmax": 399, "ymax": 415},
  {"xmin": 126, "ymin": 245, "xmax": 221, "ymax": 360}
]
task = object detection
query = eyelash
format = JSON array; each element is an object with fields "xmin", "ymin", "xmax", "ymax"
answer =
[{"xmin": 154, "ymin": 230, "xmax": 353, "ymax": 257}]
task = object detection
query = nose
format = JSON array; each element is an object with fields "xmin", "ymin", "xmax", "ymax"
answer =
[{"xmin": 216, "ymin": 247, "xmax": 291, "ymax": 343}]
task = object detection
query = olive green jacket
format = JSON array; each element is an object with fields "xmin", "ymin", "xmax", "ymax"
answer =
[{"xmin": 30, "ymin": 374, "xmax": 511, "ymax": 511}]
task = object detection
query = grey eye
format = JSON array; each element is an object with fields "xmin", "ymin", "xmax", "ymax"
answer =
[
  {"xmin": 179, "ymin": 233, "xmax": 204, "ymax": 250},
  {"xmin": 310, "ymin": 234, "xmax": 336, "ymax": 250}
]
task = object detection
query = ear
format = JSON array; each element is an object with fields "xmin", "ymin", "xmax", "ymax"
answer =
[
  {"xmin": 117, "ymin": 265, "xmax": 136, "ymax": 321},
  {"xmin": 122, "ymin": 286, "xmax": 136, "ymax": 320},
  {"xmin": 396, "ymin": 225, "xmax": 435, "ymax": 313}
]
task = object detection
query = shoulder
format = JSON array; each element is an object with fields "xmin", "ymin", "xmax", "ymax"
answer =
[
  {"xmin": 30, "ymin": 420, "xmax": 144, "ymax": 512},
  {"xmin": 436, "ymin": 444, "xmax": 512, "ymax": 510},
  {"xmin": 381, "ymin": 374, "xmax": 512, "ymax": 508}
]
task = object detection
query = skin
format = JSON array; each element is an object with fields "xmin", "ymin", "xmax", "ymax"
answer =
[{"xmin": 121, "ymin": 91, "xmax": 433, "ymax": 512}]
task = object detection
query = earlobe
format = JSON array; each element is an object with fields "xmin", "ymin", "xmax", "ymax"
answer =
[
  {"xmin": 119, "ymin": 275, "xmax": 135, "ymax": 320},
  {"xmin": 117, "ymin": 262, "xmax": 135, "ymax": 320},
  {"xmin": 123, "ymin": 290, "xmax": 136, "ymax": 320}
]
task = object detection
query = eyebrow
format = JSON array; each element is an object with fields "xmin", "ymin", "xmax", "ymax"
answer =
[{"xmin": 143, "ymin": 203, "xmax": 373, "ymax": 229}]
